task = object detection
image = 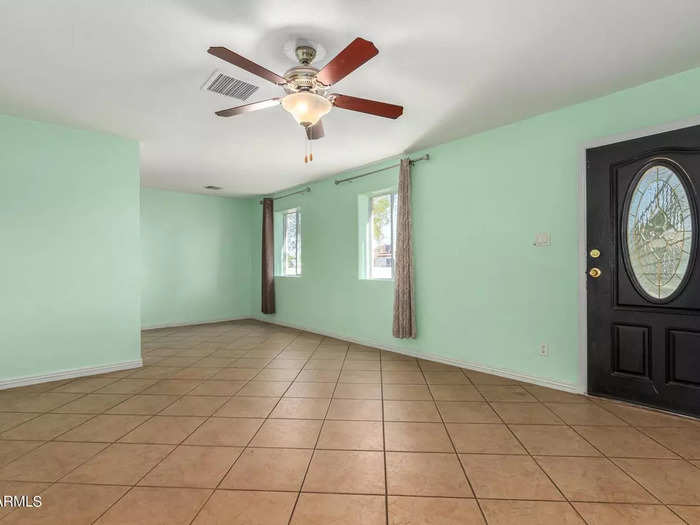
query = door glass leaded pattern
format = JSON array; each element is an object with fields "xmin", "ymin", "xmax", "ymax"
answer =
[{"xmin": 626, "ymin": 164, "xmax": 693, "ymax": 300}]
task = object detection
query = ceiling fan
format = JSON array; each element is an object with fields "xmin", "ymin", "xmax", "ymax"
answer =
[{"xmin": 207, "ymin": 37, "xmax": 403, "ymax": 144}]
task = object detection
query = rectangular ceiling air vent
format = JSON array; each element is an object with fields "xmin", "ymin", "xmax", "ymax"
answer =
[{"xmin": 203, "ymin": 70, "xmax": 259, "ymax": 101}]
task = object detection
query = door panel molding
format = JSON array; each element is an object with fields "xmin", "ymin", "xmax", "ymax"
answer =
[
  {"xmin": 667, "ymin": 329, "xmax": 700, "ymax": 387},
  {"xmin": 612, "ymin": 324, "xmax": 651, "ymax": 379}
]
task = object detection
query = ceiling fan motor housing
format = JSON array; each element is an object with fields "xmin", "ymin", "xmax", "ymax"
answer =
[
  {"xmin": 282, "ymin": 46, "xmax": 325, "ymax": 95},
  {"xmin": 283, "ymin": 66, "xmax": 326, "ymax": 95}
]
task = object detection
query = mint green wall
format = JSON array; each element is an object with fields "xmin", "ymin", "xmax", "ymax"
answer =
[
  {"xmin": 253, "ymin": 67, "xmax": 700, "ymax": 388},
  {"xmin": 140, "ymin": 188, "xmax": 254, "ymax": 328},
  {"xmin": 0, "ymin": 114, "xmax": 141, "ymax": 382}
]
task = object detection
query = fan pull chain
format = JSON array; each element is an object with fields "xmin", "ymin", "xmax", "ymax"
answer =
[{"xmin": 302, "ymin": 132, "xmax": 316, "ymax": 164}]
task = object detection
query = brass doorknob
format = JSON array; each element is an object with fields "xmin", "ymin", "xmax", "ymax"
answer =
[
  {"xmin": 590, "ymin": 249, "xmax": 600, "ymax": 258},
  {"xmin": 589, "ymin": 267, "xmax": 602, "ymax": 278}
]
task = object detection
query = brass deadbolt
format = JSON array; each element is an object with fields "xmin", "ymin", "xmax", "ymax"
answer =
[
  {"xmin": 589, "ymin": 267, "xmax": 602, "ymax": 278},
  {"xmin": 590, "ymin": 249, "xmax": 600, "ymax": 258}
]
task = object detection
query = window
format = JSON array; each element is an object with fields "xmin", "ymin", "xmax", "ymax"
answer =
[
  {"xmin": 625, "ymin": 164, "xmax": 693, "ymax": 300},
  {"xmin": 282, "ymin": 208, "xmax": 301, "ymax": 276},
  {"xmin": 367, "ymin": 192, "xmax": 397, "ymax": 279}
]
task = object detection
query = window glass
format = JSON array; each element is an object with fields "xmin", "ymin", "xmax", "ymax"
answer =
[
  {"xmin": 282, "ymin": 209, "xmax": 301, "ymax": 276},
  {"xmin": 626, "ymin": 164, "xmax": 693, "ymax": 300},
  {"xmin": 369, "ymin": 193, "xmax": 397, "ymax": 279}
]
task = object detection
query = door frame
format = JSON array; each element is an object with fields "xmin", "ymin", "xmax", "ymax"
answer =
[{"xmin": 577, "ymin": 114, "xmax": 700, "ymax": 393}]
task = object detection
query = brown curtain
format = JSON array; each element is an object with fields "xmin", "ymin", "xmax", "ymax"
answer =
[
  {"xmin": 261, "ymin": 198, "xmax": 275, "ymax": 314},
  {"xmin": 393, "ymin": 158, "xmax": 416, "ymax": 338}
]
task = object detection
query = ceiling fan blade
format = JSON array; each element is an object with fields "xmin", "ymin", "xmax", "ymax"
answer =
[
  {"xmin": 208, "ymin": 47, "xmax": 287, "ymax": 85},
  {"xmin": 215, "ymin": 98, "xmax": 281, "ymax": 117},
  {"xmin": 305, "ymin": 120, "xmax": 325, "ymax": 140},
  {"xmin": 331, "ymin": 94, "xmax": 403, "ymax": 119},
  {"xmin": 316, "ymin": 38, "xmax": 378, "ymax": 86}
]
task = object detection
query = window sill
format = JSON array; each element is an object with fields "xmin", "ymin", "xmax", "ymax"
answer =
[
  {"xmin": 276, "ymin": 275, "xmax": 302, "ymax": 278},
  {"xmin": 359, "ymin": 277, "xmax": 394, "ymax": 282}
]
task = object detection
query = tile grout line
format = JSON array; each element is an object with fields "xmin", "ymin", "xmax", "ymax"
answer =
[
  {"xmin": 542, "ymin": 388, "xmax": 693, "ymax": 522},
  {"xmin": 627, "ymin": 425, "xmax": 697, "ymax": 524},
  {"xmin": 517, "ymin": 385, "xmax": 690, "ymax": 522},
  {"xmin": 560, "ymin": 404, "xmax": 680, "ymax": 514},
  {"xmin": 186, "ymin": 335, "xmax": 308, "ymax": 524},
  {"xmin": 0, "ymin": 389, "xmax": 123, "ymax": 523},
  {"xmin": 478, "ymin": 380, "xmax": 589, "ymax": 523},
  {"xmin": 284, "ymin": 339, "xmax": 348, "ymax": 525},
  {"xmin": 380, "ymin": 346, "xmax": 389, "ymax": 525},
  {"xmin": 2, "ymin": 320, "xmax": 700, "ymax": 523},
  {"xmin": 565, "ymin": 403, "xmax": 696, "ymax": 523},
  {"xmin": 484, "ymin": 380, "xmax": 698, "ymax": 520},
  {"xmin": 185, "ymin": 331, "xmax": 327, "ymax": 525},
  {"xmin": 417, "ymin": 359, "xmax": 490, "ymax": 524},
  {"xmin": 88, "ymin": 325, "xmax": 293, "ymax": 525}
]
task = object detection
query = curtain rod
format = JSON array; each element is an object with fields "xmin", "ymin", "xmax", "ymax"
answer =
[
  {"xmin": 258, "ymin": 186, "xmax": 311, "ymax": 205},
  {"xmin": 334, "ymin": 153, "xmax": 430, "ymax": 185}
]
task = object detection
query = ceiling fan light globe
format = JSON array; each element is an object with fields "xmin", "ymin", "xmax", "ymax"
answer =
[{"xmin": 281, "ymin": 92, "xmax": 331, "ymax": 127}]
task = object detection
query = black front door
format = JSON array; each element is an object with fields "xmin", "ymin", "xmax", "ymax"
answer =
[{"xmin": 587, "ymin": 124, "xmax": 700, "ymax": 417}]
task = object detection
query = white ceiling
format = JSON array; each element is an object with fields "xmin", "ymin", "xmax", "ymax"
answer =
[{"xmin": 2, "ymin": 1, "xmax": 700, "ymax": 196}]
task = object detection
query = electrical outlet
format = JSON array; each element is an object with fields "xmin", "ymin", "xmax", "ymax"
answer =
[{"xmin": 539, "ymin": 343, "xmax": 549, "ymax": 357}]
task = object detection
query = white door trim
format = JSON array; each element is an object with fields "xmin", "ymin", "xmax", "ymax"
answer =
[{"xmin": 577, "ymin": 113, "xmax": 700, "ymax": 393}]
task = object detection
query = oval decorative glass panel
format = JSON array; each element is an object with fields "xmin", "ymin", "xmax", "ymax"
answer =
[{"xmin": 626, "ymin": 164, "xmax": 694, "ymax": 300}]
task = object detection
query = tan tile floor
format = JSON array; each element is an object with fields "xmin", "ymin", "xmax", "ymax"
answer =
[{"xmin": 0, "ymin": 320, "xmax": 699, "ymax": 524}]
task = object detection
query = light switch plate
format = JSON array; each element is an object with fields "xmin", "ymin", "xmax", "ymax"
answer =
[{"xmin": 533, "ymin": 232, "xmax": 551, "ymax": 247}]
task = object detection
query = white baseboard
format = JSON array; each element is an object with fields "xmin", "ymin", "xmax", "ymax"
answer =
[
  {"xmin": 142, "ymin": 316, "xmax": 250, "ymax": 331},
  {"xmin": 0, "ymin": 359, "xmax": 143, "ymax": 391},
  {"xmin": 255, "ymin": 317, "xmax": 584, "ymax": 394}
]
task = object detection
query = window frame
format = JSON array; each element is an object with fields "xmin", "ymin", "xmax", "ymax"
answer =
[
  {"xmin": 366, "ymin": 191, "xmax": 397, "ymax": 281},
  {"xmin": 281, "ymin": 207, "xmax": 302, "ymax": 277}
]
